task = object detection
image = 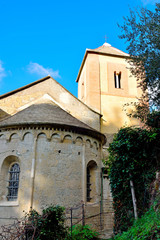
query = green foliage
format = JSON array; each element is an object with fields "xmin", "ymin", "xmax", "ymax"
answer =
[
  {"xmin": 119, "ymin": 3, "xmax": 160, "ymax": 109},
  {"xmin": 24, "ymin": 207, "xmax": 99, "ymax": 240},
  {"xmin": 25, "ymin": 205, "xmax": 69, "ymax": 240},
  {"xmin": 146, "ymin": 111, "xmax": 160, "ymax": 129},
  {"xmin": 106, "ymin": 127, "xmax": 160, "ymax": 233},
  {"xmin": 68, "ymin": 224, "xmax": 99, "ymax": 240},
  {"xmin": 113, "ymin": 198, "xmax": 160, "ymax": 240}
]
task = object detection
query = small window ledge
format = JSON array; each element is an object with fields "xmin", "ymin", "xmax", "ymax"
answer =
[{"xmin": 0, "ymin": 201, "xmax": 19, "ymax": 207}]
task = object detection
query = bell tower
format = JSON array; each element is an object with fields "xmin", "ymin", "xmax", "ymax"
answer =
[{"xmin": 76, "ymin": 42, "xmax": 142, "ymax": 142}]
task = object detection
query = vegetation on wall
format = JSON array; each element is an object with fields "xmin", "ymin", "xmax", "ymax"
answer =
[{"xmin": 106, "ymin": 125, "xmax": 160, "ymax": 234}]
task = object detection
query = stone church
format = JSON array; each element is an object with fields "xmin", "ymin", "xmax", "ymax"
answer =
[{"xmin": 0, "ymin": 42, "xmax": 141, "ymax": 235}]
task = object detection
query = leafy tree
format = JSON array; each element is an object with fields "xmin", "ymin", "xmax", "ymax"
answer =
[
  {"xmin": 106, "ymin": 127, "xmax": 160, "ymax": 233},
  {"xmin": 119, "ymin": 3, "xmax": 160, "ymax": 109}
]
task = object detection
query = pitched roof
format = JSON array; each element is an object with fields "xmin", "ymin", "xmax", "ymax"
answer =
[
  {"xmin": 0, "ymin": 103, "xmax": 106, "ymax": 144},
  {"xmin": 90, "ymin": 42, "xmax": 129, "ymax": 57},
  {"xmin": 0, "ymin": 76, "xmax": 51, "ymax": 100},
  {"xmin": 76, "ymin": 42, "xmax": 129, "ymax": 82},
  {"xmin": 0, "ymin": 76, "xmax": 101, "ymax": 116}
]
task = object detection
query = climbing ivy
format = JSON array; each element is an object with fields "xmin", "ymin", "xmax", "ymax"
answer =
[
  {"xmin": 146, "ymin": 111, "xmax": 160, "ymax": 129},
  {"xmin": 106, "ymin": 126, "xmax": 160, "ymax": 234}
]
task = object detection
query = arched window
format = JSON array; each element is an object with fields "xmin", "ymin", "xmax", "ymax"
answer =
[
  {"xmin": 7, "ymin": 163, "xmax": 20, "ymax": 201},
  {"xmin": 87, "ymin": 166, "xmax": 91, "ymax": 202},
  {"xmin": 86, "ymin": 161, "xmax": 98, "ymax": 202},
  {"xmin": 114, "ymin": 71, "xmax": 121, "ymax": 88}
]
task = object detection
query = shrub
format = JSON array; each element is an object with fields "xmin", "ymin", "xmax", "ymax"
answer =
[
  {"xmin": 25, "ymin": 205, "xmax": 69, "ymax": 240},
  {"xmin": 0, "ymin": 205, "xmax": 69, "ymax": 239},
  {"xmin": 68, "ymin": 224, "xmax": 99, "ymax": 240}
]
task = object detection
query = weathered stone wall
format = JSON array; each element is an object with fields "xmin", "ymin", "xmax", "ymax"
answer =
[{"xmin": 0, "ymin": 126, "xmax": 102, "ymax": 227}]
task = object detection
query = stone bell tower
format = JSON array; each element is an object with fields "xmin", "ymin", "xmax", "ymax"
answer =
[{"xmin": 76, "ymin": 42, "xmax": 142, "ymax": 143}]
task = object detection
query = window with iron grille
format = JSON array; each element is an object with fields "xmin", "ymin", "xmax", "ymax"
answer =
[{"xmin": 7, "ymin": 163, "xmax": 20, "ymax": 201}]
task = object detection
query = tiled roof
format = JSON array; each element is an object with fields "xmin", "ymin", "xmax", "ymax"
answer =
[
  {"xmin": 0, "ymin": 103, "xmax": 106, "ymax": 144},
  {"xmin": 76, "ymin": 43, "xmax": 129, "ymax": 82},
  {"xmin": 89, "ymin": 43, "xmax": 129, "ymax": 57}
]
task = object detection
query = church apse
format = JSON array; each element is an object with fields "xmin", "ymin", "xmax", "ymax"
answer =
[{"xmin": 0, "ymin": 102, "xmax": 105, "ymax": 229}]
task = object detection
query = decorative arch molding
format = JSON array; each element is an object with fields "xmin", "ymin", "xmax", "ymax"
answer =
[
  {"xmin": 63, "ymin": 134, "xmax": 73, "ymax": 144},
  {"xmin": 93, "ymin": 141, "xmax": 98, "ymax": 150},
  {"xmin": 37, "ymin": 132, "xmax": 48, "ymax": 140},
  {"xmin": 0, "ymin": 128, "xmax": 101, "ymax": 149},
  {"xmin": 0, "ymin": 134, "xmax": 6, "ymax": 140},
  {"xmin": 84, "ymin": 138, "xmax": 100, "ymax": 150},
  {"xmin": 9, "ymin": 133, "xmax": 20, "ymax": 142},
  {"xmin": 85, "ymin": 139, "xmax": 91, "ymax": 148},
  {"xmin": 51, "ymin": 133, "xmax": 61, "ymax": 142},
  {"xmin": 22, "ymin": 133, "xmax": 34, "ymax": 149},
  {"xmin": 75, "ymin": 136, "xmax": 83, "ymax": 145},
  {"xmin": 22, "ymin": 131, "xmax": 33, "ymax": 141}
]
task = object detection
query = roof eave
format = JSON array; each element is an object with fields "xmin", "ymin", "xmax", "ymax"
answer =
[
  {"xmin": 76, "ymin": 49, "xmax": 130, "ymax": 82},
  {"xmin": 0, "ymin": 76, "xmax": 51, "ymax": 100},
  {"xmin": 76, "ymin": 50, "xmax": 88, "ymax": 82},
  {"xmin": 0, "ymin": 75, "xmax": 101, "ymax": 117}
]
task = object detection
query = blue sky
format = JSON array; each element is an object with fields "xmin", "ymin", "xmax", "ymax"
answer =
[{"xmin": 0, "ymin": 0, "xmax": 159, "ymax": 97}]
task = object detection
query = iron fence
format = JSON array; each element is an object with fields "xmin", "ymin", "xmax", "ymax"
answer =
[
  {"xmin": 0, "ymin": 199, "xmax": 113, "ymax": 239},
  {"xmin": 65, "ymin": 199, "xmax": 113, "ymax": 236}
]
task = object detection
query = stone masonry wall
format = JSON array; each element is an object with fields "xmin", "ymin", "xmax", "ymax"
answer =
[{"xmin": 0, "ymin": 126, "xmax": 102, "ymax": 228}]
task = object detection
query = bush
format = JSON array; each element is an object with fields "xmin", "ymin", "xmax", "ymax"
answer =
[
  {"xmin": 25, "ymin": 205, "xmax": 69, "ymax": 240},
  {"xmin": 0, "ymin": 205, "xmax": 69, "ymax": 239},
  {"xmin": 68, "ymin": 224, "xmax": 99, "ymax": 240}
]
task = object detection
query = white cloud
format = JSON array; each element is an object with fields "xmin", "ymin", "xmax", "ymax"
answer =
[
  {"xmin": 141, "ymin": 0, "xmax": 158, "ymax": 5},
  {"xmin": 27, "ymin": 62, "xmax": 61, "ymax": 79},
  {"xmin": 0, "ymin": 61, "xmax": 6, "ymax": 81}
]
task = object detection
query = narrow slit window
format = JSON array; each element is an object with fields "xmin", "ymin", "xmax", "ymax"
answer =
[
  {"xmin": 86, "ymin": 161, "xmax": 98, "ymax": 203},
  {"xmin": 7, "ymin": 163, "xmax": 20, "ymax": 201},
  {"xmin": 87, "ymin": 167, "xmax": 91, "ymax": 202},
  {"xmin": 114, "ymin": 72, "xmax": 121, "ymax": 88}
]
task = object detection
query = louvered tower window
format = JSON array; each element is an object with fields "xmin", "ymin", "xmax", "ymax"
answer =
[
  {"xmin": 114, "ymin": 71, "xmax": 121, "ymax": 88},
  {"xmin": 7, "ymin": 163, "xmax": 20, "ymax": 201}
]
